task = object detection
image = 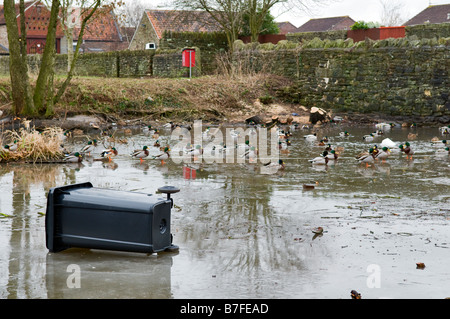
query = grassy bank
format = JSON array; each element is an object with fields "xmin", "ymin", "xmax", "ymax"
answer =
[{"xmin": 0, "ymin": 74, "xmax": 306, "ymax": 124}]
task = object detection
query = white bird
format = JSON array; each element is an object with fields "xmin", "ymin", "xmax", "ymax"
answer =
[
  {"xmin": 309, "ymin": 151, "xmax": 330, "ymax": 165},
  {"xmin": 363, "ymin": 134, "xmax": 375, "ymax": 142},
  {"xmin": 375, "ymin": 123, "xmax": 392, "ymax": 131},
  {"xmin": 304, "ymin": 133, "xmax": 317, "ymax": 142}
]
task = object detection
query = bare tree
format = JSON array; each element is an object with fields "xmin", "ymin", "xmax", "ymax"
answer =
[
  {"xmin": 379, "ymin": 0, "xmax": 405, "ymax": 26},
  {"xmin": 172, "ymin": 0, "xmax": 246, "ymax": 51}
]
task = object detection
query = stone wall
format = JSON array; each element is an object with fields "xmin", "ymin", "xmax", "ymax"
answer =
[
  {"xmin": 159, "ymin": 31, "xmax": 228, "ymax": 75},
  {"xmin": 233, "ymin": 37, "xmax": 450, "ymax": 117},
  {"xmin": 406, "ymin": 23, "xmax": 450, "ymax": 39},
  {"xmin": 152, "ymin": 47, "xmax": 201, "ymax": 78},
  {"xmin": 0, "ymin": 50, "xmax": 155, "ymax": 78}
]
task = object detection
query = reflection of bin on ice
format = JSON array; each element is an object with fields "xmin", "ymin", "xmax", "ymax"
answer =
[{"xmin": 45, "ymin": 182, "xmax": 179, "ymax": 254}]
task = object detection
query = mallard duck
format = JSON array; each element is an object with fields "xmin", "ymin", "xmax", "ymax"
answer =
[
  {"xmin": 339, "ymin": 131, "xmax": 350, "ymax": 137},
  {"xmin": 374, "ymin": 147, "xmax": 390, "ymax": 162},
  {"xmin": 101, "ymin": 147, "xmax": 118, "ymax": 161},
  {"xmin": 399, "ymin": 142, "xmax": 414, "ymax": 160},
  {"xmin": 64, "ymin": 152, "xmax": 83, "ymax": 163},
  {"xmin": 326, "ymin": 149, "xmax": 339, "ymax": 160},
  {"xmin": 263, "ymin": 159, "xmax": 285, "ymax": 171},
  {"xmin": 186, "ymin": 144, "xmax": 203, "ymax": 158},
  {"xmin": 363, "ymin": 134, "xmax": 375, "ymax": 142},
  {"xmin": 152, "ymin": 129, "xmax": 160, "ymax": 139},
  {"xmin": 375, "ymin": 123, "xmax": 392, "ymax": 131},
  {"xmin": 143, "ymin": 125, "xmax": 155, "ymax": 135},
  {"xmin": 435, "ymin": 147, "xmax": 450, "ymax": 157},
  {"xmin": 153, "ymin": 146, "xmax": 170, "ymax": 165},
  {"xmin": 153, "ymin": 140, "xmax": 161, "ymax": 148},
  {"xmin": 80, "ymin": 140, "xmax": 97, "ymax": 156},
  {"xmin": 3, "ymin": 140, "xmax": 18, "ymax": 151},
  {"xmin": 356, "ymin": 152, "xmax": 375, "ymax": 167},
  {"xmin": 243, "ymin": 146, "xmax": 258, "ymax": 162},
  {"xmin": 309, "ymin": 151, "xmax": 329, "ymax": 165},
  {"xmin": 279, "ymin": 141, "xmax": 288, "ymax": 151},
  {"xmin": 131, "ymin": 146, "xmax": 149, "ymax": 163},
  {"xmin": 431, "ymin": 138, "xmax": 448, "ymax": 147},
  {"xmin": 439, "ymin": 125, "xmax": 450, "ymax": 135},
  {"xmin": 304, "ymin": 133, "xmax": 317, "ymax": 142}
]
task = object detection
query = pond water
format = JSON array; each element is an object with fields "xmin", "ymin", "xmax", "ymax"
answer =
[{"xmin": 0, "ymin": 122, "xmax": 449, "ymax": 299}]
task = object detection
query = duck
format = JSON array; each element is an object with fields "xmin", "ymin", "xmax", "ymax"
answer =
[
  {"xmin": 243, "ymin": 146, "xmax": 258, "ymax": 162},
  {"xmin": 131, "ymin": 146, "xmax": 149, "ymax": 163},
  {"xmin": 374, "ymin": 147, "xmax": 390, "ymax": 162},
  {"xmin": 153, "ymin": 140, "xmax": 161, "ymax": 148},
  {"xmin": 399, "ymin": 142, "xmax": 414, "ymax": 160},
  {"xmin": 326, "ymin": 149, "xmax": 339, "ymax": 161},
  {"xmin": 101, "ymin": 147, "xmax": 118, "ymax": 161},
  {"xmin": 186, "ymin": 144, "xmax": 203, "ymax": 158},
  {"xmin": 339, "ymin": 131, "xmax": 350, "ymax": 138},
  {"xmin": 279, "ymin": 141, "xmax": 288, "ymax": 151},
  {"xmin": 262, "ymin": 159, "xmax": 285, "ymax": 171},
  {"xmin": 153, "ymin": 146, "xmax": 170, "ymax": 165},
  {"xmin": 356, "ymin": 151, "xmax": 375, "ymax": 167},
  {"xmin": 80, "ymin": 140, "xmax": 97, "ymax": 156},
  {"xmin": 439, "ymin": 125, "xmax": 450, "ymax": 135},
  {"xmin": 435, "ymin": 147, "xmax": 450, "ymax": 157},
  {"xmin": 303, "ymin": 133, "xmax": 317, "ymax": 142},
  {"xmin": 143, "ymin": 125, "xmax": 155, "ymax": 135},
  {"xmin": 3, "ymin": 140, "xmax": 18, "ymax": 151},
  {"xmin": 152, "ymin": 129, "xmax": 160, "ymax": 139},
  {"xmin": 363, "ymin": 134, "xmax": 375, "ymax": 142},
  {"xmin": 309, "ymin": 151, "xmax": 330, "ymax": 165},
  {"xmin": 375, "ymin": 123, "xmax": 392, "ymax": 131},
  {"xmin": 64, "ymin": 152, "xmax": 83, "ymax": 163},
  {"xmin": 431, "ymin": 138, "xmax": 448, "ymax": 147}
]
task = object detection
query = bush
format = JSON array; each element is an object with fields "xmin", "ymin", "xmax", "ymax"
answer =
[{"xmin": 351, "ymin": 21, "xmax": 380, "ymax": 30}]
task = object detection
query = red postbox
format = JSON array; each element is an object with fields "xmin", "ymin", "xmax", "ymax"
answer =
[{"xmin": 182, "ymin": 49, "xmax": 196, "ymax": 68}]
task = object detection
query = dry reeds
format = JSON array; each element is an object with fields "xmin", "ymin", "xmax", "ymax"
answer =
[{"xmin": 0, "ymin": 125, "xmax": 65, "ymax": 163}]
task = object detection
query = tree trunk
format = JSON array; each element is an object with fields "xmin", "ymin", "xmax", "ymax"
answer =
[
  {"xmin": 4, "ymin": 0, "xmax": 35, "ymax": 116},
  {"xmin": 54, "ymin": 0, "xmax": 101, "ymax": 106},
  {"xmin": 33, "ymin": 0, "xmax": 60, "ymax": 116}
]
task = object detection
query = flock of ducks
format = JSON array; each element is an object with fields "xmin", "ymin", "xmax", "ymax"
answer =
[{"xmin": 304, "ymin": 123, "xmax": 449, "ymax": 167}]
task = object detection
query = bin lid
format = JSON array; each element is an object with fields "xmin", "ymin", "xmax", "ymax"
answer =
[{"xmin": 51, "ymin": 183, "xmax": 167, "ymax": 214}]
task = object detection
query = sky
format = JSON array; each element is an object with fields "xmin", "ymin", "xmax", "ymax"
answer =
[{"xmin": 135, "ymin": 0, "xmax": 450, "ymax": 27}]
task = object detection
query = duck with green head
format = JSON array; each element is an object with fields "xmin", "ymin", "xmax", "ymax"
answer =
[
  {"xmin": 101, "ymin": 147, "xmax": 118, "ymax": 161},
  {"xmin": 131, "ymin": 146, "xmax": 149, "ymax": 163},
  {"xmin": 375, "ymin": 147, "xmax": 390, "ymax": 162},
  {"xmin": 153, "ymin": 146, "xmax": 170, "ymax": 165},
  {"xmin": 400, "ymin": 142, "xmax": 414, "ymax": 160},
  {"xmin": 64, "ymin": 152, "xmax": 83, "ymax": 163}
]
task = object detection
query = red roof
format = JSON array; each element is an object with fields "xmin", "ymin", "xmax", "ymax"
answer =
[
  {"xmin": 146, "ymin": 10, "xmax": 222, "ymax": 39},
  {"xmin": 74, "ymin": 7, "xmax": 122, "ymax": 42}
]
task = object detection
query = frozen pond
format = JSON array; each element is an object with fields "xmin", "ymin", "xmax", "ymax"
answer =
[{"xmin": 0, "ymin": 122, "xmax": 449, "ymax": 299}]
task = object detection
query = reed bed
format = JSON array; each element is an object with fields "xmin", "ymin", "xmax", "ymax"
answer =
[{"xmin": 0, "ymin": 126, "xmax": 65, "ymax": 163}]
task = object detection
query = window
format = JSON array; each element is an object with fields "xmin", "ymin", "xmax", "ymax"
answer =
[{"xmin": 447, "ymin": 13, "xmax": 450, "ymax": 20}]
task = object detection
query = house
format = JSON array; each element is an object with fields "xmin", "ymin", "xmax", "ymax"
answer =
[
  {"xmin": 73, "ymin": 7, "xmax": 128, "ymax": 53},
  {"xmin": 129, "ymin": 10, "xmax": 222, "ymax": 51},
  {"xmin": 0, "ymin": 1, "xmax": 128, "ymax": 55},
  {"xmin": 404, "ymin": 4, "xmax": 450, "ymax": 26},
  {"xmin": 276, "ymin": 21, "xmax": 299, "ymax": 34},
  {"xmin": 0, "ymin": 1, "xmax": 64, "ymax": 54},
  {"xmin": 296, "ymin": 16, "xmax": 356, "ymax": 33}
]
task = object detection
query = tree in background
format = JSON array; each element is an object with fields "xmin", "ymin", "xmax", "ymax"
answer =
[
  {"xmin": 379, "ymin": 0, "xmax": 405, "ymax": 27},
  {"xmin": 172, "ymin": 0, "xmax": 246, "ymax": 52},
  {"xmin": 241, "ymin": 9, "xmax": 279, "ymax": 39},
  {"xmin": 3, "ymin": 0, "xmax": 120, "ymax": 117}
]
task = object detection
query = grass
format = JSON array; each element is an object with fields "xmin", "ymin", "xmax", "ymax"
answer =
[
  {"xmin": 0, "ymin": 125, "xmax": 65, "ymax": 163},
  {"xmin": 0, "ymin": 74, "xmax": 296, "ymax": 123}
]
